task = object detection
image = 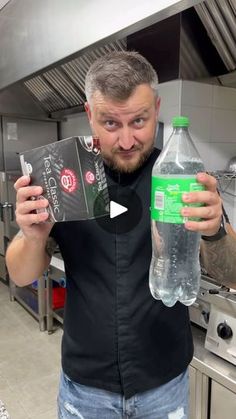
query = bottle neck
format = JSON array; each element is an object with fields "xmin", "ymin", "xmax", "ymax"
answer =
[{"xmin": 173, "ymin": 126, "xmax": 189, "ymax": 133}]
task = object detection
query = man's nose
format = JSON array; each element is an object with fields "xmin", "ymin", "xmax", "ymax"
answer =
[{"xmin": 118, "ymin": 128, "xmax": 135, "ymax": 150}]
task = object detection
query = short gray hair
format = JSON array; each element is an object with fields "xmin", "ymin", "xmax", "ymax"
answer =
[{"xmin": 85, "ymin": 51, "xmax": 159, "ymax": 104}]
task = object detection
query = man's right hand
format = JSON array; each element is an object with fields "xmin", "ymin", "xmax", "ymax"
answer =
[{"xmin": 14, "ymin": 175, "xmax": 53, "ymax": 242}]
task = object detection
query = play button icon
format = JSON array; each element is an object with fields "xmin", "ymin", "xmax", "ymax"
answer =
[
  {"xmin": 110, "ymin": 201, "xmax": 128, "ymax": 219},
  {"xmin": 94, "ymin": 185, "xmax": 143, "ymax": 234}
]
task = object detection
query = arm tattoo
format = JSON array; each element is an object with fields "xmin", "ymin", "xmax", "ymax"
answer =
[
  {"xmin": 200, "ymin": 235, "xmax": 236, "ymax": 288},
  {"xmin": 11, "ymin": 230, "xmax": 57, "ymax": 258},
  {"xmin": 45, "ymin": 237, "xmax": 57, "ymax": 257}
]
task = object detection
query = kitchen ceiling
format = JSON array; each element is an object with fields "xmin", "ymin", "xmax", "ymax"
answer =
[
  {"xmin": 0, "ymin": 0, "xmax": 235, "ymax": 116},
  {"xmin": 24, "ymin": 0, "xmax": 236, "ymax": 116}
]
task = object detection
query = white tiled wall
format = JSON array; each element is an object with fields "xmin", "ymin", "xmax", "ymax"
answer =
[
  {"xmin": 158, "ymin": 80, "xmax": 182, "ymax": 144},
  {"xmin": 158, "ymin": 79, "xmax": 236, "ymax": 228}
]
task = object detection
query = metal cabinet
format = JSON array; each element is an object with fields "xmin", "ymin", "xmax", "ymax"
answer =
[
  {"xmin": 210, "ymin": 381, "xmax": 236, "ymax": 419},
  {"xmin": 189, "ymin": 365, "xmax": 209, "ymax": 419},
  {"xmin": 191, "ymin": 326, "xmax": 236, "ymax": 419}
]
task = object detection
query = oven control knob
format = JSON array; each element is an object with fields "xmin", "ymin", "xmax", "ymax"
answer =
[
  {"xmin": 201, "ymin": 310, "xmax": 210, "ymax": 324},
  {"xmin": 217, "ymin": 322, "xmax": 233, "ymax": 340}
]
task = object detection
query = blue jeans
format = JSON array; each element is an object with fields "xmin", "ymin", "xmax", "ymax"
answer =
[{"xmin": 58, "ymin": 369, "xmax": 189, "ymax": 418}]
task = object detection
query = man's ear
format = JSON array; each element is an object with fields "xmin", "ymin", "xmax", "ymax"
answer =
[
  {"xmin": 155, "ymin": 97, "xmax": 161, "ymax": 122},
  {"xmin": 84, "ymin": 102, "xmax": 92, "ymax": 122}
]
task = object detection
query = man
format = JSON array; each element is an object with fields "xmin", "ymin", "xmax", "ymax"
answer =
[{"xmin": 6, "ymin": 51, "xmax": 236, "ymax": 419}]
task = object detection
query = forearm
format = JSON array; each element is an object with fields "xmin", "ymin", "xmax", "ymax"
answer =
[
  {"xmin": 5, "ymin": 234, "xmax": 51, "ymax": 286},
  {"xmin": 200, "ymin": 235, "xmax": 236, "ymax": 288}
]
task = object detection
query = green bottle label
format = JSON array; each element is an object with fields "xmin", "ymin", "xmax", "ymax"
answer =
[{"xmin": 151, "ymin": 176, "xmax": 205, "ymax": 223}]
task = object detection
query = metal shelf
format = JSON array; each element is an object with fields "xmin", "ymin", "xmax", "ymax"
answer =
[
  {"xmin": 210, "ymin": 171, "xmax": 236, "ymax": 180},
  {"xmin": 46, "ymin": 257, "xmax": 65, "ymax": 333},
  {"xmin": 10, "ymin": 278, "xmax": 46, "ymax": 331}
]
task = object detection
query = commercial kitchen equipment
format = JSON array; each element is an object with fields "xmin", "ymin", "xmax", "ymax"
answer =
[{"xmin": 189, "ymin": 275, "xmax": 236, "ymax": 365}]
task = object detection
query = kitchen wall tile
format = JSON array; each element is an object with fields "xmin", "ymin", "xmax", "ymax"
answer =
[
  {"xmin": 158, "ymin": 106, "xmax": 180, "ymax": 145},
  {"xmin": 181, "ymin": 105, "xmax": 211, "ymax": 143},
  {"xmin": 182, "ymin": 81, "xmax": 213, "ymax": 107},
  {"xmin": 192, "ymin": 142, "xmax": 212, "ymax": 170},
  {"xmin": 213, "ymin": 85, "xmax": 236, "ymax": 110},
  {"xmin": 158, "ymin": 80, "xmax": 181, "ymax": 108},
  {"xmin": 201, "ymin": 143, "xmax": 236, "ymax": 171},
  {"xmin": 210, "ymin": 109, "xmax": 236, "ymax": 142}
]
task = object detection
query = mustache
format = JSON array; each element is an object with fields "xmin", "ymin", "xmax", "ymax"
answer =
[{"xmin": 113, "ymin": 145, "xmax": 143, "ymax": 153}]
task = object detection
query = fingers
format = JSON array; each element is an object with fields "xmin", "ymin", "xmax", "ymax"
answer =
[
  {"xmin": 15, "ymin": 176, "xmax": 44, "ymax": 204},
  {"xmin": 14, "ymin": 175, "xmax": 50, "ymax": 227},
  {"xmin": 182, "ymin": 173, "xmax": 221, "ymax": 207},
  {"xmin": 182, "ymin": 190, "xmax": 218, "ymax": 206},
  {"xmin": 196, "ymin": 172, "xmax": 217, "ymax": 192},
  {"xmin": 16, "ymin": 210, "xmax": 49, "ymax": 226},
  {"xmin": 181, "ymin": 172, "xmax": 222, "ymax": 235},
  {"xmin": 181, "ymin": 203, "xmax": 219, "ymax": 220},
  {"xmin": 15, "ymin": 196, "xmax": 49, "ymax": 225},
  {"xmin": 14, "ymin": 175, "xmax": 31, "ymax": 190},
  {"xmin": 17, "ymin": 185, "xmax": 44, "ymax": 204},
  {"xmin": 184, "ymin": 218, "xmax": 221, "ymax": 234},
  {"xmin": 16, "ymin": 196, "xmax": 49, "ymax": 215}
]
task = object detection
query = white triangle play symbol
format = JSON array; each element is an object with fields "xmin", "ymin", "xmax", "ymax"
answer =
[{"xmin": 110, "ymin": 200, "xmax": 128, "ymax": 219}]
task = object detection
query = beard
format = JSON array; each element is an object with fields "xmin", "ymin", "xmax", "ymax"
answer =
[{"xmin": 102, "ymin": 143, "xmax": 154, "ymax": 173}]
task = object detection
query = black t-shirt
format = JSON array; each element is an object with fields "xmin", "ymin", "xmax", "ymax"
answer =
[{"xmin": 50, "ymin": 147, "xmax": 193, "ymax": 399}]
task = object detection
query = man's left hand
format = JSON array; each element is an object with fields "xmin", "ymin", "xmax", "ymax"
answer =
[{"xmin": 181, "ymin": 172, "xmax": 222, "ymax": 236}]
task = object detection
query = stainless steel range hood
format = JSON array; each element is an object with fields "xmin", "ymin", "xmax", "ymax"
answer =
[
  {"xmin": 23, "ymin": 39, "xmax": 127, "ymax": 116},
  {"xmin": 0, "ymin": 0, "xmax": 235, "ymax": 118},
  {"xmin": 0, "ymin": 0, "xmax": 202, "ymax": 90},
  {"xmin": 195, "ymin": 0, "xmax": 236, "ymax": 72}
]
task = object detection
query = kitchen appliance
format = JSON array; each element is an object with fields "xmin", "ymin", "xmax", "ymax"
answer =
[
  {"xmin": 227, "ymin": 156, "xmax": 236, "ymax": 173},
  {"xmin": 189, "ymin": 275, "xmax": 236, "ymax": 365}
]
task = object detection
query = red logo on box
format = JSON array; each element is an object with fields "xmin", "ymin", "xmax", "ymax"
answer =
[
  {"xmin": 60, "ymin": 169, "xmax": 78, "ymax": 192},
  {"xmin": 85, "ymin": 171, "xmax": 95, "ymax": 184}
]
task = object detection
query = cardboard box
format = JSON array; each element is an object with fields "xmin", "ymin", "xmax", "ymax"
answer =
[{"xmin": 20, "ymin": 136, "xmax": 109, "ymax": 222}]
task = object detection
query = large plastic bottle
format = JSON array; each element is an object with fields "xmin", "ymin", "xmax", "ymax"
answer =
[{"xmin": 149, "ymin": 116, "xmax": 205, "ymax": 307}]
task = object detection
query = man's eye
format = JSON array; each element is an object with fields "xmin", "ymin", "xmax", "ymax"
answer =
[
  {"xmin": 104, "ymin": 120, "xmax": 117, "ymax": 129},
  {"xmin": 133, "ymin": 118, "xmax": 145, "ymax": 127}
]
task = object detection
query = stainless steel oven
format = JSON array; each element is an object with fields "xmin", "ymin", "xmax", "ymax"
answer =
[{"xmin": 189, "ymin": 276, "xmax": 236, "ymax": 365}]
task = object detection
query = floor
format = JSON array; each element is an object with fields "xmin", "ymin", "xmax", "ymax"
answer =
[{"xmin": 0, "ymin": 281, "xmax": 63, "ymax": 419}]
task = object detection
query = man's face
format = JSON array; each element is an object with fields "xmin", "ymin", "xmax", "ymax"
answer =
[{"xmin": 85, "ymin": 84, "xmax": 160, "ymax": 173}]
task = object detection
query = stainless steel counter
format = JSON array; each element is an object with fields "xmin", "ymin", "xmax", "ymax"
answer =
[{"xmin": 191, "ymin": 325, "xmax": 236, "ymax": 394}]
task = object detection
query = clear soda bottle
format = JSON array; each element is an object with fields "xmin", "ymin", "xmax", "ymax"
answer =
[{"xmin": 149, "ymin": 116, "xmax": 205, "ymax": 307}]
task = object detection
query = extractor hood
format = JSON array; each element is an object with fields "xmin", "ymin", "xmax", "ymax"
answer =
[
  {"xmin": 0, "ymin": 0, "xmax": 235, "ymax": 118},
  {"xmin": 23, "ymin": 39, "xmax": 127, "ymax": 116}
]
